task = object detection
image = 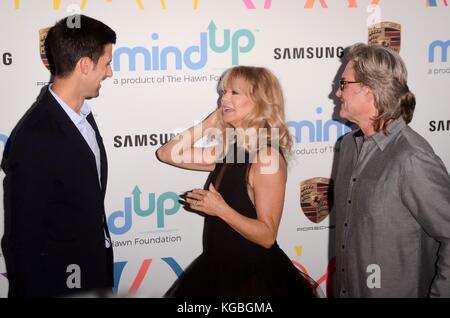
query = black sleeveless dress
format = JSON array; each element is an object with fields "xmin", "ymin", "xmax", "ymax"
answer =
[{"xmin": 165, "ymin": 146, "xmax": 316, "ymax": 298}]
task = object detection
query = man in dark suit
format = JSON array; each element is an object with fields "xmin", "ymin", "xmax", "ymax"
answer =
[{"xmin": 1, "ymin": 15, "xmax": 116, "ymax": 297}]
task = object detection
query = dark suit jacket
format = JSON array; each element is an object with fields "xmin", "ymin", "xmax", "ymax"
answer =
[{"xmin": 1, "ymin": 87, "xmax": 113, "ymax": 297}]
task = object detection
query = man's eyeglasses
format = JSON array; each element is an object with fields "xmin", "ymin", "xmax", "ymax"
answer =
[{"xmin": 339, "ymin": 79, "xmax": 360, "ymax": 91}]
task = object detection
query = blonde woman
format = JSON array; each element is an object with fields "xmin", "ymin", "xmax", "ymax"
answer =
[{"xmin": 157, "ymin": 66, "xmax": 316, "ymax": 298}]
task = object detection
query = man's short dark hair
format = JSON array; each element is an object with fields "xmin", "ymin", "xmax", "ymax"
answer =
[{"xmin": 45, "ymin": 14, "xmax": 116, "ymax": 77}]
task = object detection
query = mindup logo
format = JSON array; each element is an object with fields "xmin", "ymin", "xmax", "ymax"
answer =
[
  {"xmin": 287, "ymin": 107, "xmax": 351, "ymax": 143},
  {"xmin": 113, "ymin": 21, "xmax": 255, "ymax": 71},
  {"xmin": 107, "ymin": 186, "xmax": 181, "ymax": 235},
  {"xmin": 429, "ymin": 40, "xmax": 450, "ymax": 63}
]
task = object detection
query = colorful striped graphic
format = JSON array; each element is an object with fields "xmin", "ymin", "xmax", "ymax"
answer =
[
  {"xmin": 292, "ymin": 257, "xmax": 335, "ymax": 297},
  {"xmin": 13, "ymin": 0, "xmax": 196, "ymax": 11},
  {"xmin": 113, "ymin": 257, "xmax": 183, "ymax": 295},
  {"xmin": 242, "ymin": 0, "xmax": 272, "ymax": 9},
  {"xmin": 128, "ymin": 259, "xmax": 152, "ymax": 295},
  {"xmin": 427, "ymin": 0, "xmax": 448, "ymax": 6}
]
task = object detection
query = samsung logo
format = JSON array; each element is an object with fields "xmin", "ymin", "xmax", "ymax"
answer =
[
  {"xmin": 113, "ymin": 133, "xmax": 175, "ymax": 148},
  {"xmin": 2, "ymin": 52, "xmax": 12, "ymax": 66},
  {"xmin": 274, "ymin": 46, "xmax": 344, "ymax": 60},
  {"xmin": 429, "ymin": 120, "xmax": 450, "ymax": 132}
]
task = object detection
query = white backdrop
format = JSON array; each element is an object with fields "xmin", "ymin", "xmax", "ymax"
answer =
[{"xmin": 0, "ymin": 0, "xmax": 449, "ymax": 298}]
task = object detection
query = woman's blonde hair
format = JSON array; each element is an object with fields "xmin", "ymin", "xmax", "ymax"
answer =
[{"xmin": 215, "ymin": 66, "xmax": 292, "ymax": 157}]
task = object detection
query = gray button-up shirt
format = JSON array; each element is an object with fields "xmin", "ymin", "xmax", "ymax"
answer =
[{"xmin": 334, "ymin": 118, "xmax": 450, "ymax": 297}]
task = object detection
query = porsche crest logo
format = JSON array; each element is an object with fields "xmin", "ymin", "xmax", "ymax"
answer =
[
  {"xmin": 368, "ymin": 21, "xmax": 401, "ymax": 53},
  {"xmin": 39, "ymin": 27, "xmax": 51, "ymax": 71},
  {"xmin": 300, "ymin": 177, "xmax": 333, "ymax": 223}
]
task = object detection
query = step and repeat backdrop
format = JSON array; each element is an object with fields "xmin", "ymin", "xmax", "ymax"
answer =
[{"xmin": 0, "ymin": 0, "xmax": 449, "ymax": 297}]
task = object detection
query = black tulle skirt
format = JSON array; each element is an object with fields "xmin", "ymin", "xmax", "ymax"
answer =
[{"xmin": 165, "ymin": 245, "xmax": 318, "ymax": 298}]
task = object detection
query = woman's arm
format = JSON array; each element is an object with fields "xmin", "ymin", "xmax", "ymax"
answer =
[
  {"xmin": 186, "ymin": 148, "xmax": 287, "ymax": 248},
  {"xmin": 156, "ymin": 109, "xmax": 220, "ymax": 172}
]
